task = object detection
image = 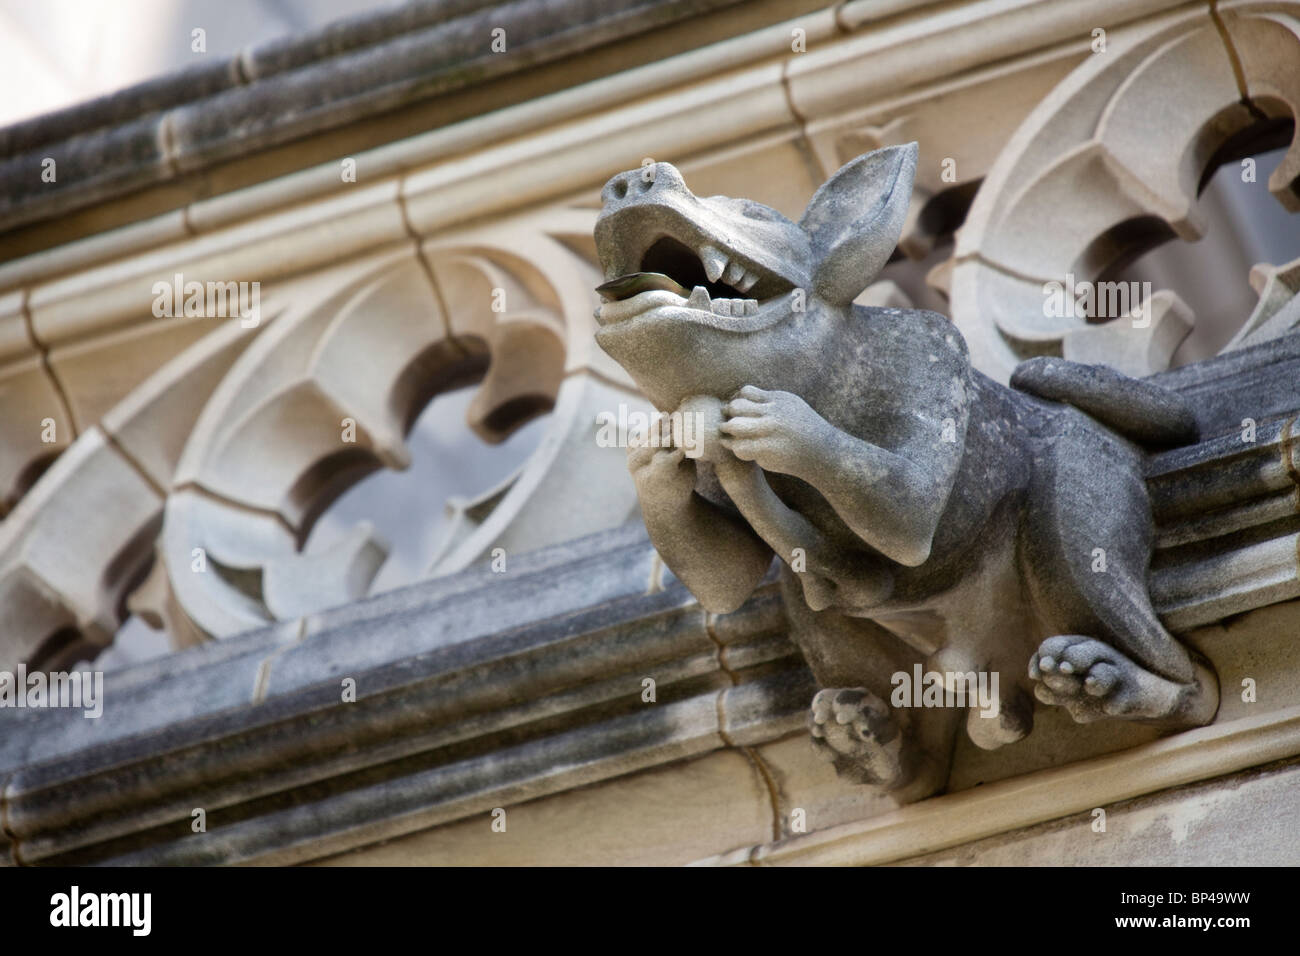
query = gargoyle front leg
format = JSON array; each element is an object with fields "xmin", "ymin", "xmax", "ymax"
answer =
[
  {"xmin": 628, "ymin": 412, "xmax": 774, "ymax": 614},
  {"xmin": 720, "ymin": 386, "xmax": 959, "ymax": 567},
  {"xmin": 711, "ymin": 453, "xmax": 893, "ymax": 610},
  {"xmin": 678, "ymin": 393, "xmax": 891, "ymax": 609}
]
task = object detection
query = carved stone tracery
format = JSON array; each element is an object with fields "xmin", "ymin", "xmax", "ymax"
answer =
[
  {"xmin": 946, "ymin": 4, "xmax": 1300, "ymax": 381},
  {"xmin": 0, "ymin": 209, "xmax": 650, "ymax": 667}
]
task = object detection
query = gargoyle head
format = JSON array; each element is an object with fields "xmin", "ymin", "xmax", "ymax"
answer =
[{"xmin": 593, "ymin": 143, "xmax": 917, "ymax": 410}]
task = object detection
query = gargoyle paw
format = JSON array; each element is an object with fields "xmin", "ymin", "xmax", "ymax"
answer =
[
  {"xmin": 808, "ymin": 687, "xmax": 905, "ymax": 787},
  {"xmin": 1029, "ymin": 634, "xmax": 1214, "ymax": 725}
]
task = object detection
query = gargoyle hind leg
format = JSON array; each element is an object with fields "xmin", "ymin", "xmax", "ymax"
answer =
[
  {"xmin": 1021, "ymin": 425, "xmax": 1219, "ymax": 729},
  {"xmin": 782, "ymin": 575, "xmax": 958, "ymax": 801},
  {"xmin": 807, "ymin": 686, "xmax": 960, "ymax": 802}
]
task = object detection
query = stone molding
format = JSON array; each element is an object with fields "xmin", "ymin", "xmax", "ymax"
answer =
[
  {"xmin": 0, "ymin": 0, "xmax": 754, "ymax": 235},
  {"xmin": 0, "ymin": 0, "xmax": 1208, "ymax": 291},
  {"xmin": 704, "ymin": 703, "xmax": 1300, "ymax": 865}
]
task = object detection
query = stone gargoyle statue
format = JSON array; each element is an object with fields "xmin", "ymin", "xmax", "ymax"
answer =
[{"xmin": 592, "ymin": 143, "xmax": 1219, "ymax": 802}]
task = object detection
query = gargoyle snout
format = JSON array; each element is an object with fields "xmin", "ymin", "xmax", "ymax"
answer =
[{"xmin": 599, "ymin": 162, "xmax": 690, "ymax": 213}]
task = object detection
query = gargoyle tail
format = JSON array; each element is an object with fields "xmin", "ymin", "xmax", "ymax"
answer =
[{"xmin": 1010, "ymin": 357, "xmax": 1199, "ymax": 448}]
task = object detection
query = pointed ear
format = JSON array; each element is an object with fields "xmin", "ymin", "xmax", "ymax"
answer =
[{"xmin": 799, "ymin": 143, "xmax": 917, "ymax": 307}]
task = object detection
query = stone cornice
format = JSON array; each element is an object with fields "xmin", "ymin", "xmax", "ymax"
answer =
[
  {"xmin": 0, "ymin": 0, "xmax": 1200, "ymax": 282},
  {"xmin": 0, "ymin": 523, "xmax": 804, "ymax": 865},
  {"xmin": 0, "ymin": 0, "xmax": 756, "ymax": 237}
]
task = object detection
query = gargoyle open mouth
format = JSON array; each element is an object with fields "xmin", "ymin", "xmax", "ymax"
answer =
[{"xmin": 595, "ymin": 235, "xmax": 796, "ymax": 325}]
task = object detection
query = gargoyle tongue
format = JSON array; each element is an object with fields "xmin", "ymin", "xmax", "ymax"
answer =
[{"xmin": 596, "ymin": 272, "xmax": 690, "ymax": 302}]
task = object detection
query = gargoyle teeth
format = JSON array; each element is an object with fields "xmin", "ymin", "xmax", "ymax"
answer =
[
  {"xmin": 709, "ymin": 298, "xmax": 758, "ymax": 317},
  {"xmin": 699, "ymin": 244, "xmax": 727, "ymax": 283},
  {"xmin": 724, "ymin": 261, "xmax": 746, "ymax": 285},
  {"xmin": 736, "ymin": 269, "xmax": 759, "ymax": 293},
  {"xmin": 687, "ymin": 285, "xmax": 711, "ymax": 310}
]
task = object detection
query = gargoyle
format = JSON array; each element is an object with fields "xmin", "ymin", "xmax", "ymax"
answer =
[{"xmin": 592, "ymin": 144, "xmax": 1219, "ymax": 802}]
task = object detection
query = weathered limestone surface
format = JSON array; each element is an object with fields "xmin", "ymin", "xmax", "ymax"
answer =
[
  {"xmin": 312, "ymin": 749, "xmax": 777, "ymax": 867},
  {"xmin": 0, "ymin": 217, "xmax": 645, "ymax": 670},
  {"xmin": 897, "ymin": 756, "xmax": 1300, "ymax": 867},
  {"xmin": 0, "ymin": 522, "xmax": 805, "ymax": 864}
]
